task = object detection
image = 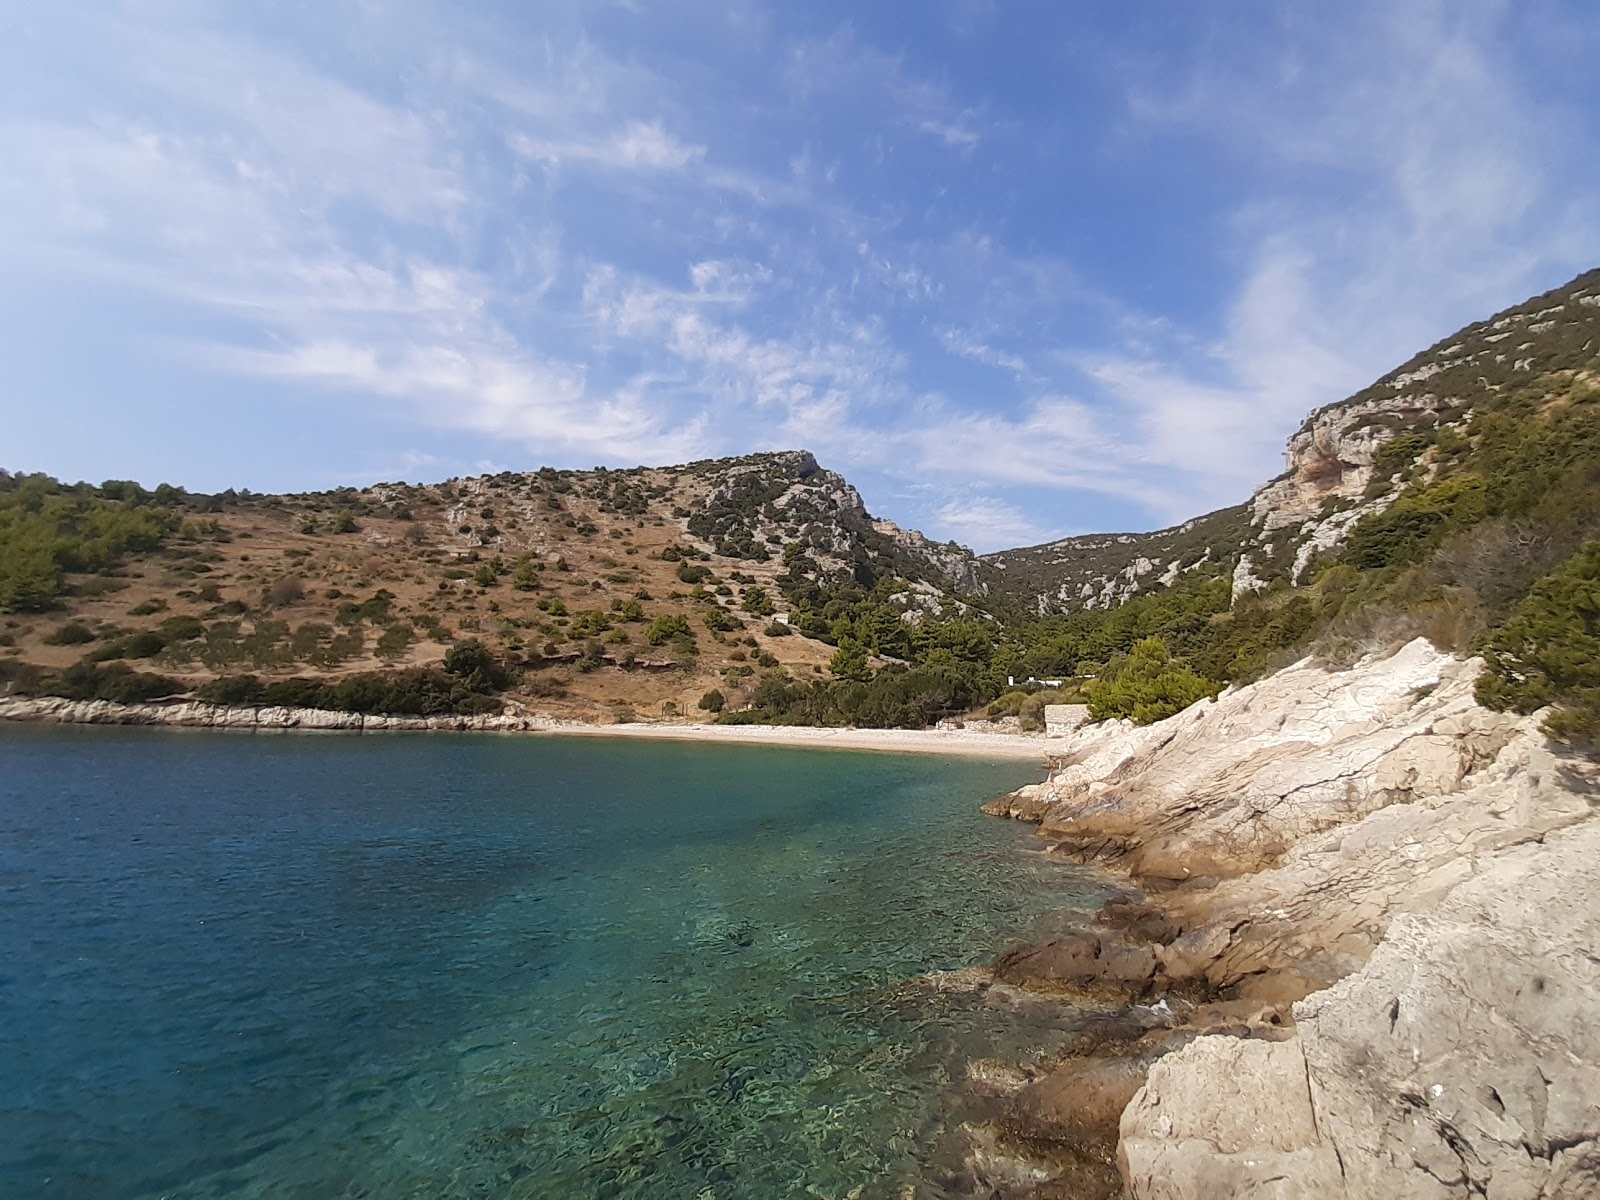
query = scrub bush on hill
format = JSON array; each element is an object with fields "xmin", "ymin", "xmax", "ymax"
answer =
[
  {"xmin": 714, "ymin": 660, "xmax": 990, "ymax": 729},
  {"xmin": 1085, "ymin": 637, "xmax": 1222, "ymax": 725},
  {"xmin": 45, "ymin": 662, "xmax": 183, "ymax": 704},
  {"xmin": 194, "ymin": 665, "xmax": 507, "ymax": 716},
  {"xmin": 1477, "ymin": 540, "xmax": 1600, "ymax": 744},
  {"xmin": 646, "ymin": 614, "xmax": 692, "ymax": 645},
  {"xmin": 190, "ymin": 639, "xmax": 514, "ymax": 716},
  {"xmin": 0, "ymin": 472, "xmax": 179, "ymax": 611}
]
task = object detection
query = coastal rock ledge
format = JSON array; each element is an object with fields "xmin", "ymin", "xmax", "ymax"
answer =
[
  {"xmin": 0, "ymin": 695, "xmax": 571, "ymax": 732},
  {"xmin": 974, "ymin": 639, "xmax": 1599, "ymax": 1200}
]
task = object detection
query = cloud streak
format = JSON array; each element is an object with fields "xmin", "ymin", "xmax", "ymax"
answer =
[{"xmin": 0, "ymin": 2, "xmax": 1596, "ymax": 549}]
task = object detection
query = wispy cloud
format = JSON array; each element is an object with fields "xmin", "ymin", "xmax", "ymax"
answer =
[
  {"xmin": 936, "ymin": 494, "xmax": 1057, "ymax": 547},
  {"xmin": 1, "ymin": 1, "xmax": 1596, "ymax": 546},
  {"xmin": 509, "ymin": 119, "xmax": 706, "ymax": 172}
]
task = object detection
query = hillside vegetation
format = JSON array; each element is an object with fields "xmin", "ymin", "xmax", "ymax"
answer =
[{"xmin": 4, "ymin": 271, "xmax": 1600, "ymax": 737}]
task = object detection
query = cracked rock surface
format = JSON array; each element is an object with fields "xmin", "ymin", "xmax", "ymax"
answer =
[{"xmin": 983, "ymin": 639, "xmax": 1599, "ymax": 1198}]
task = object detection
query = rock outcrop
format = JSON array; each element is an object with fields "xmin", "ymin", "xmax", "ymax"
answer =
[{"xmin": 975, "ymin": 639, "xmax": 1599, "ymax": 1198}]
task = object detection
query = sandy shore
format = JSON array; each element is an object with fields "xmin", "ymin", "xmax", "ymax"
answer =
[{"xmin": 541, "ymin": 719, "xmax": 1063, "ymax": 759}]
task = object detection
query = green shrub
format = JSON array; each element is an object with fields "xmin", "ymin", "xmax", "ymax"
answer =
[
  {"xmin": 44, "ymin": 622, "xmax": 96, "ymax": 645},
  {"xmin": 196, "ymin": 675, "xmax": 266, "ymax": 705},
  {"xmin": 512, "ymin": 555, "xmax": 540, "ymax": 590},
  {"xmin": 698, "ymin": 688, "xmax": 725, "ymax": 713},
  {"xmin": 157, "ymin": 615, "xmax": 206, "ymax": 643},
  {"xmin": 442, "ymin": 639, "xmax": 509, "ymax": 690},
  {"xmin": 0, "ymin": 474, "xmax": 178, "ymax": 611},
  {"xmin": 50, "ymin": 662, "xmax": 182, "ymax": 704},
  {"xmin": 575, "ymin": 639, "xmax": 606, "ymax": 672},
  {"xmin": 1085, "ymin": 637, "xmax": 1221, "ymax": 725},
  {"xmin": 375, "ymin": 623, "xmax": 416, "ymax": 661},
  {"xmin": 1477, "ymin": 540, "xmax": 1600, "ymax": 742},
  {"xmin": 828, "ymin": 642, "xmax": 870, "ymax": 683},
  {"xmin": 646, "ymin": 614, "xmax": 692, "ymax": 646}
]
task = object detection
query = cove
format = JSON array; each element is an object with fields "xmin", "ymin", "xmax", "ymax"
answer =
[{"xmin": 0, "ymin": 726, "xmax": 1108, "ymax": 1198}]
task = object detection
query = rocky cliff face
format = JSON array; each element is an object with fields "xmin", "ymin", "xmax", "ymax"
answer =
[{"xmin": 968, "ymin": 640, "xmax": 1598, "ymax": 1198}]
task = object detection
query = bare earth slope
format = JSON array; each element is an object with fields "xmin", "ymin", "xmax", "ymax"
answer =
[{"xmin": 975, "ymin": 640, "xmax": 1598, "ymax": 1198}]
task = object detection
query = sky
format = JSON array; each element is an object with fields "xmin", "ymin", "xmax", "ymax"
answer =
[{"xmin": 2, "ymin": 2, "xmax": 1598, "ymax": 552}]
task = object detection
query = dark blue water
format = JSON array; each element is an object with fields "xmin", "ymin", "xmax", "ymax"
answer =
[{"xmin": 0, "ymin": 727, "xmax": 1107, "ymax": 1198}]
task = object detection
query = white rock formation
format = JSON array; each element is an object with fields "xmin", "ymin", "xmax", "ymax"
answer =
[{"xmin": 986, "ymin": 639, "xmax": 1599, "ymax": 1198}]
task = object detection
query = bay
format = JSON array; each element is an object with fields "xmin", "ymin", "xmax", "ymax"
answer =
[{"xmin": 0, "ymin": 726, "xmax": 1107, "ymax": 1198}]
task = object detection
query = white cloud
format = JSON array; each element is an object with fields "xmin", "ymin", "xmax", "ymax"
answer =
[
  {"xmin": 935, "ymin": 495, "xmax": 1056, "ymax": 550},
  {"xmin": 509, "ymin": 119, "xmax": 706, "ymax": 173},
  {"xmin": 938, "ymin": 326, "xmax": 1029, "ymax": 375},
  {"xmin": 917, "ymin": 117, "xmax": 980, "ymax": 151}
]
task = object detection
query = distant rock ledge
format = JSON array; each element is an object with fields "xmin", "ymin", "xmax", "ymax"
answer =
[{"xmin": 0, "ymin": 695, "xmax": 571, "ymax": 733}]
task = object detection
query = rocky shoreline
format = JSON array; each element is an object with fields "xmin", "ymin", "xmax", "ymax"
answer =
[
  {"xmin": 0, "ymin": 694, "xmax": 1061, "ymax": 757},
  {"xmin": 936, "ymin": 639, "xmax": 1599, "ymax": 1198},
  {"xmin": 0, "ymin": 694, "xmax": 582, "ymax": 734}
]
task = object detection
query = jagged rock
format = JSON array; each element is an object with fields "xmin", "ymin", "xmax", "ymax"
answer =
[
  {"xmin": 978, "ymin": 637, "xmax": 1599, "ymax": 1197},
  {"xmin": 1024, "ymin": 640, "xmax": 1524, "ymax": 886},
  {"xmin": 1005, "ymin": 1038, "xmax": 1195, "ymax": 1158}
]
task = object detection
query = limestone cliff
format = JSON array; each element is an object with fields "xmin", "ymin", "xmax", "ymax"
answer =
[{"xmin": 972, "ymin": 640, "xmax": 1598, "ymax": 1199}]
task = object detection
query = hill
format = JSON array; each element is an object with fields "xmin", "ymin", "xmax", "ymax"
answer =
[
  {"xmin": 5, "ymin": 267, "xmax": 1600, "ymax": 736},
  {"xmin": 985, "ymin": 266, "xmax": 1600, "ymax": 737},
  {"xmin": 0, "ymin": 450, "xmax": 997, "ymax": 727}
]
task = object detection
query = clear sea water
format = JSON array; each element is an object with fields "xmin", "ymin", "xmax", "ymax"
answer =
[{"xmin": 0, "ymin": 726, "xmax": 1110, "ymax": 1199}]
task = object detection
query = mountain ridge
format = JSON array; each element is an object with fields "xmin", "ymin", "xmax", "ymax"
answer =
[{"xmin": 4, "ymin": 265, "xmax": 1600, "ymax": 734}]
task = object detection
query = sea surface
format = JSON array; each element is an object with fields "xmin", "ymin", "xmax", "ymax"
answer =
[{"xmin": 0, "ymin": 726, "xmax": 1110, "ymax": 1199}]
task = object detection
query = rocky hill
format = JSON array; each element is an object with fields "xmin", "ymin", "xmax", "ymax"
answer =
[
  {"xmin": 982, "ymin": 267, "xmax": 1600, "ymax": 618},
  {"xmin": 0, "ymin": 450, "xmax": 985, "ymax": 724},
  {"xmin": 978, "ymin": 506, "xmax": 1249, "ymax": 617},
  {"xmin": 5, "ymin": 267, "xmax": 1600, "ymax": 736}
]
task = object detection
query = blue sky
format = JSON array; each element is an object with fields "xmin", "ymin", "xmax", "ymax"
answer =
[{"xmin": 2, "ymin": 1, "xmax": 1598, "ymax": 551}]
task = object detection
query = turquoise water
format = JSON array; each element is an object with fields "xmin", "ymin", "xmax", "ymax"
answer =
[{"xmin": 0, "ymin": 727, "xmax": 1108, "ymax": 1198}]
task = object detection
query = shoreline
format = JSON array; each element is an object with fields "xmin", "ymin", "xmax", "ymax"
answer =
[
  {"xmin": 0, "ymin": 695, "xmax": 1060, "ymax": 761},
  {"xmin": 940, "ymin": 641, "xmax": 1600, "ymax": 1199}
]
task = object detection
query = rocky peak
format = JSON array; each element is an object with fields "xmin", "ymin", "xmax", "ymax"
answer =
[{"xmin": 677, "ymin": 450, "xmax": 984, "ymax": 596}]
